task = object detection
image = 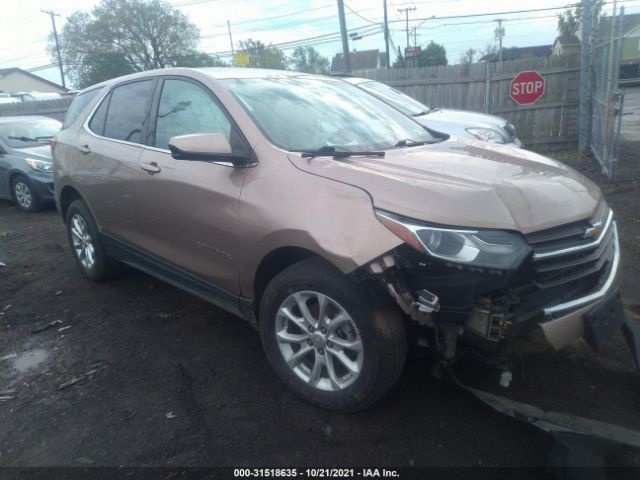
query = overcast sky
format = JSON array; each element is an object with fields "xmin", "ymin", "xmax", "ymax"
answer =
[{"xmin": 2, "ymin": 0, "xmax": 639, "ymax": 89}]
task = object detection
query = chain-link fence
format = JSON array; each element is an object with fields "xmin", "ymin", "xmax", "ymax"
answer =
[{"xmin": 590, "ymin": 6, "xmax": 625, "ymax": 180}]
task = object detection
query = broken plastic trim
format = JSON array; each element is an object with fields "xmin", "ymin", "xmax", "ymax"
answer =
[
  {"xmin": 444, "ymin": 307, "xmax": 640, "ymax": 472},
  {"xmin": 447, "ymin": 367, "xmax": 640, "ymax": 471}
]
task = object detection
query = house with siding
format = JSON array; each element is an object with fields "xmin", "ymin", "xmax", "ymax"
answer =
[
  {"xmin": 552, "ymin": 35, "xmax": 581, "ymax": 56},
  {"xmin": 0, "ymin": 68, "xmax": 67, "ymax": 95},
  {"xmin": 578, "ymin": 13, "xmax": 640, "ymax": 80},
  {"xmin": 620, "ymin": 19, "xmax": 640, "ymax": 79},
  {"xmin": 480, "ymin": 45, "xmax": 552, "ymax": 62}
]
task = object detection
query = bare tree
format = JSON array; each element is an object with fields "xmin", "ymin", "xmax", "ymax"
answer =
[
  {"xmin": 479, "ymin": 43, "xmax": 498, "ymax": 61},
  {"xmin": 458, "ymin": 48, "xmax": 477, "ymax": 65}
]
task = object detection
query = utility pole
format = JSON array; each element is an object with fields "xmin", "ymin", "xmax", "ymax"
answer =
[
  {"xmin": 383, "ymin": 0, "xmax": 390, "ymax": 69},
  {"xmin": 227, "ymin": 20, "xmax": 235, "ymax": 56},
  {"xmin": 337, "ymin": 0, "xmax": 351, "ymax": 73},
  {"xmin": 413, "ymin": 26, "xmax": 417, "ymax": 48},
  {"xmin": 41, "ymin": 9, "xmax": 65, "ymax": 89},
  {"xmin": 398, "ymin": 6, "xmax": 416, "ymax": 50},
  {"xmin": 494, "ymin": 18, "xmax": 505, "ymax": 62}
]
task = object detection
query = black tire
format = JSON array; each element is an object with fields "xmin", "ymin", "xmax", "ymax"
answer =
[
  {"xmin": 259, "ymin": 257, "xmax": 407, "ymax": 412},
  {"xmin": 65, "ymin": 199, "xmax": 120, "ymax": 281},
  {"xmin": 11, "ymin": 175, "xmax": 43, "ymax": 212}
]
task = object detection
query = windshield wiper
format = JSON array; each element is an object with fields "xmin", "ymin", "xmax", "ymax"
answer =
[
  {"xmin": 8, "ymin": 135, "xmax": 37, "ymax": 142},
  {"xmin": 299, "ymin": 145, "xmax": 385, "ymax": 159},
  {"xmin": 393, "ymin": 139, "xmax": 430, "ymax": 147}
]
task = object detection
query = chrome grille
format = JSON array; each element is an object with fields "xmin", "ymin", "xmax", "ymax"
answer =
[{"xmin": 527, "ymin": 204, "xmax": 616, "ymax": 292}]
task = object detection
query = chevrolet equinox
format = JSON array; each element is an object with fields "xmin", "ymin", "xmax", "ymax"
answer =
[{"xmin": 54, "ymin": 68, "xmax": 635, "ymax": 411}]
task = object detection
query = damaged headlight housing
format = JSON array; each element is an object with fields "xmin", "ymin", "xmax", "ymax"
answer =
[{"xmin": 376, "ymin": 210, "xmax": 531, "ymax": 270}]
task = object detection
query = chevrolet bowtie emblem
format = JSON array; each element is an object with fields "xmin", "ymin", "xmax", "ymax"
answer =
[{"xmin": 584, "ymin": 222, "xmax": 603, "ymax": 239}]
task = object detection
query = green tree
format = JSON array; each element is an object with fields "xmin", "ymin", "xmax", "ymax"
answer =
[
  {"xmin": 418, "ymin": 41, "xmax": 447, "ymax": 67},
  {"xmin": 51, "ymin": 0, "xmax": 221, "ymax": 88},
  {"xmin": 237, "ymin": 39, "xmax": 287, "ymax": 69},
  {"xmin": 393, "ymin": 41, "xmax": 447, "ymax": 68},
  {"xmin": 289, "ymin": 46, "xmax": 330, "ymax": 74}
]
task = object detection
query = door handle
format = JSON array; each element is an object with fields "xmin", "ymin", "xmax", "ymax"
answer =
[
  {"xmin": 78, "ymin": 144, "xmax": 91, "ymax": 154},
  {"xmin": 139, "ymin": 161, "xmax": 161, "ymax": 174}
]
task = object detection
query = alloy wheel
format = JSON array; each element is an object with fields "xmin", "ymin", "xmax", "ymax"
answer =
[
  {"xmin": 70, "ymin": 213, "xmax": 96, "ymax": 271},
  {"xmin": 14, "ymin": 182, "xmax": 32, "ymax": 209},
  {"xmin": 275, "ymin": 290, "xmax": 364, "ymax": 392}
]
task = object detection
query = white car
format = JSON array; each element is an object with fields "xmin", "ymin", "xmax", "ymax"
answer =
[{"xmin": 341, "ymin": 76, "xmax": 523, "ymax": 148}]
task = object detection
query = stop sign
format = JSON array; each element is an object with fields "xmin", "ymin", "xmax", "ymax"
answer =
[{"xmin": 510, "ymin": 70, "xmax": 545, "ymax": 105}]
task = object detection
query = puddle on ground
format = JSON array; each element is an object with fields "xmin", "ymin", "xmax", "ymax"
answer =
[{"xmin": 12, "ymin": 349, "xmax": 48, "ymax": 373}]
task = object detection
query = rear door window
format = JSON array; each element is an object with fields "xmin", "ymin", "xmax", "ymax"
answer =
[
  {"xmin": 102, "ymin": 80, "xmax": 155, "ymax": 144},
  {"xmin": 153, "ymin": 79, "xmax": 231, "ymax": 149}
]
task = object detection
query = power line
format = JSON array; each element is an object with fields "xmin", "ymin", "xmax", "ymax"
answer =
[
  {"xmin": 201, "ymin": 13, "xmax": 342, "ymax": 38},
  {"xmin": 386, "ymin": 0, "xmax": 638, "ymax": 23},
  {"xmin": 198, "ymin": 3, "xmax": 336, "ymax": 32},
  {"xmin": 200, "ymin": 6, "xmax": 381, "ymax": 38},
  {"xmin": 344, "ymin": 2, "xmax": 382, "ymax": 25},
  {"xmin": 22, "ymin": 25, "xmax": 385, "ymax": 73},
  {"xmin": 19, "ymin": 0, "xmax": 640, "ymax": 76}
]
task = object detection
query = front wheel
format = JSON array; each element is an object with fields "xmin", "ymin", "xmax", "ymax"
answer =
[
  {"xmin": 259, "ymin": 258, "xmax": 407, "ymax": 412},
  {"xmin": 12, "ymin": 176, "xmax": 43, "ymax": 212}
]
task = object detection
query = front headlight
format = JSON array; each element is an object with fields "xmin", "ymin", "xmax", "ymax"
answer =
[
  {"xmin": 466, "ymin": 128, "xmax": 507, "ymax": 144},
  {"xmin": 25, "ymin": 158, "xmax": 53, "ymax": 173},
  {"xmin": 376, "ymin": 210, "xmax": 531, "ymax": 270}
]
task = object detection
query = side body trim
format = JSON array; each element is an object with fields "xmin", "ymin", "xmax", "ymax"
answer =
[{"xmin": 101, "ymin": 233, "xmax": 254, "ymax": 324}]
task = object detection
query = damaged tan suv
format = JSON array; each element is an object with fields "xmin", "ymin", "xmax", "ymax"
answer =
[{"xmin": 54, "ymin": 68, "xmax": 638, "ymax": 411}]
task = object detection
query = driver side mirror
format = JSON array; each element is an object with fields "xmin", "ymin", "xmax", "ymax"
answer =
[{"xmin": 168, "ymin": 133, "xmax": 251, "ymax": 167}]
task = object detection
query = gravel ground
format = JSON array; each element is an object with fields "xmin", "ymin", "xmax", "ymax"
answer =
[{"xmin": 0, "ymin": 149, "xmax": 638, "ymax": 472}]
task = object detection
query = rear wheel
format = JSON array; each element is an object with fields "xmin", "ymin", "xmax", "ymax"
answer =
[
  {"xmin": 65, "ymin": 199, "xmax": 120, "ymax": 281},
  {"xmin": 12, "ymin": 176, "xmax": 43, "ymax": 212},
  {"xmin": 259, "ymin": 258, "xmax": 407, "ymax": 412}
]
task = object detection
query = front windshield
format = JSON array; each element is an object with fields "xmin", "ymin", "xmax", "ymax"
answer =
[
  {"xmin": 221, "ymin": 76, "xmax": 435, "ymax": 152},
  {"xmin": 357, "ymin": 80, "xmax": 430, "ymax": 117},
  {"xmin": 0, "ymin": 118, "xmax": 61, "ymax": 149}
]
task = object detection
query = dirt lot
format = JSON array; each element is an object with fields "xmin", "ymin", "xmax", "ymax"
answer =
[{"xmin": 0, "ymin": 149, "xmax": 639, "ymax": 472}]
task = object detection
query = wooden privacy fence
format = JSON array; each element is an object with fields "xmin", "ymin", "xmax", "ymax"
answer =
[
  {"xmin": 0, "ymin": 97, "xmax": 73, "ymax": 122},
  {"xmin": 357, "ymin": 55, "xmax": 580, "ymax": 148}
]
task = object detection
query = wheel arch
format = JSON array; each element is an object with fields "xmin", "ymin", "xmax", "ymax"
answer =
[
  {"xmin": 252, "ymin": 246, "xmax": 320, "ymax": 313},
  {"xmin": 58, "ymin": 185, "xmax": 83, "ymax": 220}
]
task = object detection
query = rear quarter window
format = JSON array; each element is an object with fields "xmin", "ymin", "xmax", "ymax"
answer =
[{"xmin": 62, "ymin": 89, "xmax": 100, "ymax": 129}]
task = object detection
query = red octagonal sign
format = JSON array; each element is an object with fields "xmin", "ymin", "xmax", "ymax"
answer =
[{"xmin": 510, "ymin": 70, "xmax": 545, "ymax": 105}]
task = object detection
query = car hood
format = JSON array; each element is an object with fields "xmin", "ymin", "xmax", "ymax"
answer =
[
  {"xmin": 288, "ymin": 139, "xmax": 602, "ymax": 234},
  {"xmin": 13, "ymin": 145, "xmax": 53, "ymax": 161},
  {"xmin": 419, "ymin": 108, "xmax": 508, "ymax": 130}
]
